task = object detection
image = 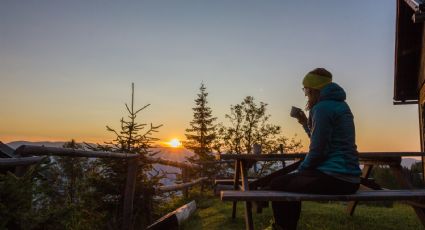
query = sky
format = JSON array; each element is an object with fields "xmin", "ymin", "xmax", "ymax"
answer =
[{"xmin": 0, "ymin": 1, "xmax": 420, "ymax": 152}]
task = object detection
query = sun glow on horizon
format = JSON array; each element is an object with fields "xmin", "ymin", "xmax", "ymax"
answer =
[{"xmin": 168, "ymin": 138, "xmax": 182, "ymax": 148}]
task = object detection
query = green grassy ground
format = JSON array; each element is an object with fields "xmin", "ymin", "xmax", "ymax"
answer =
[{"xmin": 182, "ymin": 198, "xmax": 423, "ymax": 230}]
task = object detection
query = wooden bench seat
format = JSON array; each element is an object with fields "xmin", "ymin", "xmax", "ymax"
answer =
[
  {"xmin": 214, "ymin": 178, "xmax": 256, "ymax": 185},
  {"xmin": 214, "ymin": 179, "xmax": 256, "ymax": 195},
  {"xmin": 221, "ymin": 190, "xmax": 425, "ymax": 202}
]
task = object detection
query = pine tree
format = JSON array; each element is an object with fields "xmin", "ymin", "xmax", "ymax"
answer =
[
  {"xmin": 184, "ymin": 83, "xmax": 217, "ymax": 183},
  {"xmin": 87, "ymin": 83, "xmax": 163, "ymax": 228},
  {"xmin": 185, "ymin": 83, "xmax": 217, "ymax": 161}
]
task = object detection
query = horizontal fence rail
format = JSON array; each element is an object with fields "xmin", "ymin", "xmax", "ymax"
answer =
[
  {"xmin": 0, "ymin": 156, "xmax": 46, "ymax": 166},
  {"xmin": 12, "ymin": 145, "xmax": 201, "ymax": 169},
  {"xmin": 146, "ymin": 157, "xmax": 200, "ymax": 169},
  {"xmin": 15, "ymin": 145, "xmax": 140, "ymax": 159},
  {"xmin": 157, "ymin": 177, "xmax": 208, "ymax": 192}
]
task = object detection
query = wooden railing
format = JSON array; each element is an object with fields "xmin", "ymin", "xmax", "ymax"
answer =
[{"xmin": 0, "ymin": 145, "xmax": 223, "ymax": 230}]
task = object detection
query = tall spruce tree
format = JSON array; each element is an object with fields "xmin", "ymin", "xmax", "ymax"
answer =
[
  {"xmin": 87, "ymin": 83, "xmax": 163, "ymax": 229},
  {"xmin": 184, "ymin": 83, "xmax": 217, "ymax": 181}
]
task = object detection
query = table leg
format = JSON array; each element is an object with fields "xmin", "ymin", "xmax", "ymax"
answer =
[
  {"xmin": 240, "ymin": 160, "xmax": 254, "ymax": 230},
  {"xmin": 390, "ymin": 164, "xmax": 425, "ymax": 226},
  {"xmin": 346, "ymin": 164, "xmax": 373, "ymax": 216},
  {"xmin": 232, "ymin": 159, "xmax": 241, "ymax": 219}
]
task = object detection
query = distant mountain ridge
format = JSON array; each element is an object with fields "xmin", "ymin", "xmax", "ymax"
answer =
[{"xmin": 7, "ymin": 141, "xmax": 67, "ymax": 149}]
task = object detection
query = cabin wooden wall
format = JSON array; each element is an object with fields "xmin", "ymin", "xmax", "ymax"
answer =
[
  {"xmin": 419, "ymin": 85, "xmax": 425, "ymax": 181},
  {"xmin": 419, "ymin": 23, "xmax": 425, "ymax": 91},
  {"xmin": 395, "ymin": 0, "xmax": 423, "ymax": 101},
  {"xmin": 418, "ymin": 24, "xmax": 425, "ymax": 181}
]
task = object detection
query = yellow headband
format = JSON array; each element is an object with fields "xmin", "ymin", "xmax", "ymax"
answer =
[{"xmin": 302, "ymin": 73, "xmax": 332, "ymax": 90}]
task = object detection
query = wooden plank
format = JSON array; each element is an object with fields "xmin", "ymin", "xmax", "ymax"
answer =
[
  {"xmin": 214, "ymin": 184, "xmax": 244, "ymax": 194},
  {"xmin": 15, "ymin": 145, "xmax": 139, "ymax": 159},
  {"xmin": 360, "ymin": 158, "xmax": 401, "ymax": 166},
  {"xmin": 145, "ymin": 157, "xmax": 200, "ymax": 169},
  {"xmin": 157, "ymin": 177, "xmax": 208, "ymax": 192},
  {"xmin": 0, "ymin": 156, "xmax": 45, "ymax": 167},
  {"xmin": 220, "ymin": 153, "xmax": 306, "ymax": 161},
  {"xmin": 198, "ymin": 160, "xmax": 234, "ymax": 164},
  {"xmin": 14, "ymin": 145, "xmax": 199, "ymax": 169},
  {"xmin": 232, "ymin": 160, "xmax": 240, "ymax": 219},
  {"xmin": 240, "ymin": 160, "xmax": 254, "ymax": 230},
  {"xmin": 253, "ymin": 144, "xmax": 261, "ymax": 173},
  {"xmin": 219, "ymin": 152, "xmax": 425, "ymax": 161},
  {"xmin": 359, "ymin": 152, "xmax": 425, "ymax": 157},
  {"xmin": 279, "ymin": 144, "xmax": 286, "ymax": 167},
  {"xmin": 215, "ymin": 179, "xmax": 256, "ymax": 185},
  {"xmin": 422, "ymin": 155, "xmax": 425, "ymax": 184},
  {"xmin": 146, "ymin": 201, "xmax": 196, "ymax": 230},
  {"xmin": 221, "ymin": 190, "xmax": 425, "ymax": 202},
  {"xmin": 214, "ymin": 184, "xmax": 234, "ymax": 195},
  {"xmin": 122, "ymin": 158, "xmax": 138, "ymax": 230}
]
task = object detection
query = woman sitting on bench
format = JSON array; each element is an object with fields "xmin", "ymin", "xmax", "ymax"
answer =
[{"xmin": 268, "ymin": 68, "xmax": 361, "ymax": 230}]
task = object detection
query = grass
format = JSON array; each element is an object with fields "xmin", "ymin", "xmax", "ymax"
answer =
[{"xmin": 181, "ymin": 197, "xmax": 423, "ymax": 230}]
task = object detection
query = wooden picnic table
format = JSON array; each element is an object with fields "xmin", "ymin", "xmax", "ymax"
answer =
[{"xmin": 219, "ymin": 152, "xmax": 425, "ymax": 230}]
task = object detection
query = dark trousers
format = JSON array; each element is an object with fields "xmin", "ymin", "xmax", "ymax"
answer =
[{"xmin": 268, "ymin": 170, "xmax": 359, "ymax": 230}]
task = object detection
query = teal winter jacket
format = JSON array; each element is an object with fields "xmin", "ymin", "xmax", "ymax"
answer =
[{"xmin": 298, "ymin": 83, "xmax": 361, "ymax": 177}]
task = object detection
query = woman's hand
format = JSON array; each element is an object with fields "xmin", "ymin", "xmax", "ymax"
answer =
[{"xmin": 296, "ymin": 111, "xmax": 308, "ymax": 126}]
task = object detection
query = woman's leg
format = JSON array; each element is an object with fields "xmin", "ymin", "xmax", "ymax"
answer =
[
  {"xmin": 268, "ymin": 170, "xmax": 359, "ymax": 230},
  {"xmin": 271, "ymin": 200, "xmax": 300, "ymax": 230},
  {"xmin": 268, "ymin": 172, "xmax": 303, "ymax": 230}
]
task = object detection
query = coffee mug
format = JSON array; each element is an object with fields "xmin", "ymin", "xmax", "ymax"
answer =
[{"xmin": 290, "ymin": 106, "xmax": 302, "ymax": 118}]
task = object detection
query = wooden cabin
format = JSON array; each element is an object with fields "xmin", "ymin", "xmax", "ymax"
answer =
[{"xmin": 394, "ymin": 0, "xmax": 425, "ymax": 179}]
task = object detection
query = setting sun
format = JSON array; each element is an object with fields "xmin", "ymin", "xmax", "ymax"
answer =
[{"xmin": 168, "ymin": 138, "xmax": 182, "ymax": 148}]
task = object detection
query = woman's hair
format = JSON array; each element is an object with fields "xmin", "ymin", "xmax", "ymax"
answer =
[
  {"xmin": 304, "ymin": 68, "xmax": 331, "ymax": 110},
  {"xmin": 305, "ymin": 88, "xmax": 321, "ymax": 111}
]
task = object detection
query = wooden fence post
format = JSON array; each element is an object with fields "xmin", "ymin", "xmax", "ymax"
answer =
[
  {"xmin": 200, "ymin": 163, "xmax": 205, "ymax": 193},
  {"xmin": 279, "ymin": 144, "xmax": 286, "ymax": 167},
  {"xmin": 13, "ymin": 150, "xmax": 31, "ymax": 177},
  {"xmin": 144, "ymin": 188, "xmax": 153, "ymax": 225},
  {"xmin": 253, "ymin": 144, "xmax": 261, "ymax": 173},
  {"xmin": 123, "ymin": 158, "xmax": 138, "ymax": 230},
  {"xmin": 182, "ymin": 168, "xmax": 189, "ymax": 199}
]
